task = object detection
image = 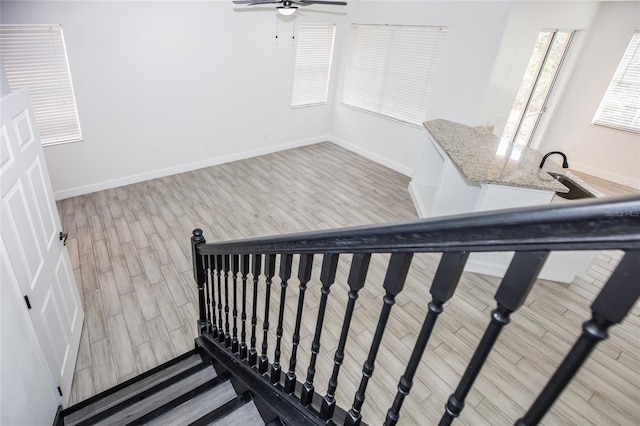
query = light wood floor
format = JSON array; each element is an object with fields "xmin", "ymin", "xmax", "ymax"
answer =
[
  {"xmin": 570, "ymin": 170, "xmax": 638, "ymax": 198},
  {"xmin": 59, "ymin": 143, "xmax": 640, "ymax": 425}
]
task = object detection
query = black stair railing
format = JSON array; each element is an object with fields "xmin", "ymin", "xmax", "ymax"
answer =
[{"xmin": 191, "ymin": 195, "xmax": 640, "ymax": 426}]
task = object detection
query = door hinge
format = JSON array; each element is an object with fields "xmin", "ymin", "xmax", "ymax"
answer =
[
  {"xmin": 57, "ymin": 386, "xmax": 63, "ymax": 396},
  {"xmin": 24, "ymin": 295, "xmax": 32, "ymax": 309},
  {"xmin": 59, "ymin": 231, "xmax": 68, "ymax": 246}
]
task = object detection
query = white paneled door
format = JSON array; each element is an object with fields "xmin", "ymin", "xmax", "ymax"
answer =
[{"xmin": 1, "ymin": 89, "xmax": 84, "ymax": 406}]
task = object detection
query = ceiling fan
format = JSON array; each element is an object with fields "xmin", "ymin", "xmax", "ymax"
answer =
[{"xmin": 233, "ymin": 0, "xmax": 347, "ymax": 16}]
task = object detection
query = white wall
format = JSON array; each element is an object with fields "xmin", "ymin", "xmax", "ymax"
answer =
[
  {"xmin": 1, "ymin": 1, "xmax": 337, "ymax": 198},
  {"xmin": 2, "ymin": 1, "xmax": 637, "ymax": 195},
  {"xmin": 329, "ymin": 1, "xmax": 512, "ymax": 175},
  {"xmin": 330, "ymin": 1, "xmax": 605, "ymax": 176},
  {"xmin": 1, "ymin": 249, "xmax": 61, "ymax": 426},
  {"xmin": 539, "ymin": 1, "xmax": 640, "ymax": 189},
  {"xmin": 478, "ymin": 1, "xmax": 601, "ymax": 133}
]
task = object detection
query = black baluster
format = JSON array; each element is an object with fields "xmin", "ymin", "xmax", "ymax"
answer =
[
  {"xmin": 215, "ymin": 255, "xmax": 224, "ymax": 344},
  {"xmin": 320, "ymin": 253, "xmax": 370, "ymax": 420},
  {"xmin": 271, "ymin": 254, "xmax": 293, "ymax": 385},
  {"xmin": 204, "ymin": 256, "xmax": 213, "ymax": 335},
  {"xmin": 441, "ymin": 251, "xmax": 548, "ymax": 426},
  {"xmin": 301, "ymin": 253, "xmax": 339, "ymax": 407},
  {"xmin": 517, "ymin": 250, "xmax": 640, "ymax": 426},
  {"xmin": 284, "ymin": 253, "xmax": 314, "ymax": 394},
  {"xmin": 385, "ymin": 252, "xmax": 469, "ymax": 426},
  {"xmin": 345, "ymin": 253, "xmax": 414, "ymax": 426},
  {"xmin": 240, "ymin": 254, "xmax": 250, "ymax": 360},
  {"xmin": 259, "ymin": 254, "xmax": 277, "ymax": 375},
  {"xmin": 191, "ymin": 229, "xmax": 208, "ymax": 335},
  {"xmin": 208, "ymin": 255, "xmax": 218, "ymax": 339},
  {"xmin": 231, "ymin": 254, "xmax": 240, "ymax": 354},
  {"xmin": 223, "ymin": 255, "xmax": 231, "ymax": 348},
  {"xmin": 249, "ymin": 254, "xmax": 262, "ymax": 367}
]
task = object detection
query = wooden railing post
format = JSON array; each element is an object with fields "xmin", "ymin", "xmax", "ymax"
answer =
[
  {"xmin": 223, "ymin": 255, "xmax": 231, "ymax": 348},
  {"xmin": 205, "ymin": 256, "xmax": 218, "ymax": 339},
  {"xmin": 441, "ymin": 251, "xmax": 548, "ymax": 425},
  {"xmin": 301, "ymin": 253, "xmax": 339, "ymax": 407},
  {"xmin": 215, "ymin": 255, "xmax": 224, "ymax": 344},
  {"xmin": 319, "ymin": 253, "xmax": 365, "ymax": 419},
  {"xmin": 385, "ymin": 252, "xmax": 469, "ymax": 425},
  {"xmin": 191, "ymin": 229, "xmax": 209, "ymax": 335},
  {"xmin": 259, "ymin": 254, "xmax": 277, "ymax": 375},
  {"xmin": 284, "ymin": 253, "xmax": 314, "ymax": 394},
  {"xmin": 345, "ymin": 253, "xmax": 414, "ymax": 426},
  {"xmin": 231, "ymin": 254, "xmax": 240, "ymax": 354},
  {"xmin": 249, "ymin": 254, "xmax": 262, "ymax": 367},
  {"xmin": 271, "ymin": 254, "xmax": 293, "ymax": 385},
  {"xmin": 517, "ymin": 250, "xmax": 640, "ymax": 426},
  {"xmin": 240, "ymin": 254, "xmax": 250, "ymax": 360}
]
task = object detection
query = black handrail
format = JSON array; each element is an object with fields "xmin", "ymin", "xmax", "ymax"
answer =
[
  {"xmin": 192, "ymin": 194, "xmax": 640, "ymax": 426},
  {"xmin": 196, "ymin": 195, "xmax": 640, "ymax": 255}
]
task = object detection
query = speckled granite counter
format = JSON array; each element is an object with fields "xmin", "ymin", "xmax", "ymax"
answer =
[
  {"xmin": 410, "ymin": 119, "xmax": 597, "ymax": 283},
  {"xmin": 423, "ymin": 119, "xmax": 568, "ymax": 193}
]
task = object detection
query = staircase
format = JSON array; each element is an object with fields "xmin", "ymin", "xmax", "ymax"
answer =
[{"xmin": 56, "ymin": 350, "xmax": 268, "ymax": 426}]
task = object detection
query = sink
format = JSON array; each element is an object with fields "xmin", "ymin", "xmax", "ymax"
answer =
[{"xmin": 547, "ymin": 172, "xmax": 595, "ymax": 200}]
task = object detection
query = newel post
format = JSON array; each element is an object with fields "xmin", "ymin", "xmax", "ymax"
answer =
[{"xmin": 191, "ymin": 229, "xmax": 209, "ymax": 335}]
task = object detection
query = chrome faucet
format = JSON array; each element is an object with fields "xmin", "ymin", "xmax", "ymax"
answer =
[{"xmin": 539, "ymin": 151, "xmax": 569, "ymax": 169}]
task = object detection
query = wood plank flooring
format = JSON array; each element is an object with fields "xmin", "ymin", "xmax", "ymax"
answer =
[{"xmin": 58, "ymin": 142, "xmax": 640, "ymax": 425}]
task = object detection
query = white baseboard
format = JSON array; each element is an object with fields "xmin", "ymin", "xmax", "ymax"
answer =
[
  {"xmin": 53, "ymin": 136, "xmax": 327, "ymax": 200},
  {"xmin": 328, "ymin": 135, "xmax": 414, "ymax": 177},
  {"xmin": 570, "ymin": 161, "xmax": 640, "ymax": 191}
]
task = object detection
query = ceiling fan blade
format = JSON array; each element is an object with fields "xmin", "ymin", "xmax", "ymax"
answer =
[
  {"xmin": 293, "ymin": 0, "xmax": 347, "ymax": 5},
  {"xmin": 233, "ymin": 0, "xmax": 282, "ymax": 4}
]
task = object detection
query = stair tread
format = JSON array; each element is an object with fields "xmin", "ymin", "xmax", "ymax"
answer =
[
  {"xmin": 66, "ymin": 354, "xmax": 205, "ymax": 426},
  {"xmin": 92, "ymin": 364, "xmax": 217, "ymax": 426},
  {"xmin": 210, "ymin": 401, "xmax": 264, "ymax": 426},
  {"xmin": 145, "ymin": 380, "xmax": 237, "ymax": 426}
]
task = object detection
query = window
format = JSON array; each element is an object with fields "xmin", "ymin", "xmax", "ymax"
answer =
[
  {"xmin": 500, "ymin": 29, "xmax": 574, "ymax": 157},
  {"xmin": 342, "ymin": 24, "xmax": 447, "ymax": 126},
  {"xmin": 593, "ymin": 31, "xmax": 640, "ymax": 133},
  {"xmin": 0, "ymin": 24, "xmax": 82, "ymax": 145},
  {"xmin": 291, "ymin": 23, "xmax": 336, "ymax": 107}
]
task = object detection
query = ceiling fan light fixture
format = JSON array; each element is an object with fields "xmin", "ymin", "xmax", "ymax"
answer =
[{"xmin": 277, "ymin": 5, "xmax": 297, "ymax": 15}]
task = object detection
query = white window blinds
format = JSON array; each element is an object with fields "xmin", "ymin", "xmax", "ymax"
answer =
[
  {"xmin": 593, "ymin": 31, "xmax": 640, "ymax": 133},
  {"xmin": 0, "ymin": 24, "xmax": 82, "ymax": 145},
  {"xmin": 342, "ymin": 24, "xmax": 447, "ymax": 126},
  {"xmin": 291, "ymin": 23, "xmax": 336, "ymax": 107}
]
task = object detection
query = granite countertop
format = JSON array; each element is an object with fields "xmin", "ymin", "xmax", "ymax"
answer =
[{"xmin": 423, "ymin": 119, "xmax": 569, "ymax": 193}]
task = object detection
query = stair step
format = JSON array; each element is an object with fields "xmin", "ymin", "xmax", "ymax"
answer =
[
  {"xmin": 210, "ymin": 398, "xmax": 264, "ymax": 426},
  {"xmin": 65, "ymin": 353, "xmax": 205, "ymax": 426},
  {"xmin": 145, "ymin": 380, "xmax": 237, "ymax": 426},
  {"xmin": 82, "ymin": 363, "xmax": 218, "ymax": 425},
  {"xmin": 188, "ymin": 392, "xmax": 264, "ymax": 426}
]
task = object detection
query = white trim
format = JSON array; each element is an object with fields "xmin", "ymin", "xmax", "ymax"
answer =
[
  {"xmin": 569, "ymin": 160, "xmax": 640, "ymax": 191},
  {"xmin": 328, "ymin": 135, "xmax": 414, "ymax": 177},
  {"xmin": 408, "ymin": 181, "xmax": 428, "ymax": 217},
  {"xmin": 53, "ymin": 134, "xmax": 418, "ymax": 200},
  {"xmin": 52, "ymin": 136, "xmax": 326, "ymax": 200}
]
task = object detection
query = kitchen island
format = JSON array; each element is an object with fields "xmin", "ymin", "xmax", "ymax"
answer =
[{"xmin": 409, "ymin": 119, "xmax": 595, "ymax": 283}]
